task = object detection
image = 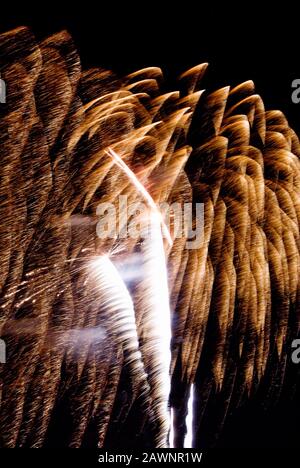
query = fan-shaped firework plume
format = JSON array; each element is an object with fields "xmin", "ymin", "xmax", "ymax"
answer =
[{"xmin": 0, "ymin": 26, "xmax": 300, "ymax": 448}]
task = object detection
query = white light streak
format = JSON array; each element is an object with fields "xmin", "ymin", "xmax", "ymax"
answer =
[
  {"xmin": 89, "ymin": 255, "xmax": 147, "ymax": 383},
  {"xmin": 169, "ymin": 407, "xmax": 174, "ymax": 448},
  {"xmin": 106, "ymin": 148, "xmax": 172, "ymax": 246},
  {"xmin": 184, "ymin": 384, "xmax": 194, "ymax": 448},
  {"xmin": 141, "ymin": 213, "xmax": 172, "ymax": 447}
]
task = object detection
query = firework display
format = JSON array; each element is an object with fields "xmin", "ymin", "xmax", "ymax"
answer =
[{"xmin": 0, "ymin": 26, "xmax": 299, "ymax": 449}]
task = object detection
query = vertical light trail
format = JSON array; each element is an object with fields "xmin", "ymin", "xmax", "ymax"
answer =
[
  {"xmin": 141, "ymin": 213, "xmax": 172, "ymax": 447},
  {"xmin": 184, "ymin": 384, "xmax": 194, "ymax": 448},
  {"xmin": 89, "ymin": 255, "xmax": 149, "ymax": 387},
  {"xmin": 105, "ymin": 148, "xmax": 172, "ymax": 447},
  {"xmin": 169, "ymin": 407, "xmax": 175, "ymax": 448}
]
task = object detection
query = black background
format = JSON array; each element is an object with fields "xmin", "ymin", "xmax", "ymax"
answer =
[
  {"xmin": 1, "ymin": 4, "xmax": 300, "ymax": 132},
  {"xmin": 1, "ymin": 3, "xmax": 300, "ymax": 448}
]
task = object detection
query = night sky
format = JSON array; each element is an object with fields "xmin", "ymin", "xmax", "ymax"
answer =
[{"xmin": 1, "ymin": 5, "xmax": 300, "ymax": 133}]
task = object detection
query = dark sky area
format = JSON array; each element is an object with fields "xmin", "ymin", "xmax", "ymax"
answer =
[{"xmin": 1, "ymin": 5, "xmax": 300, "ymax": 133}]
